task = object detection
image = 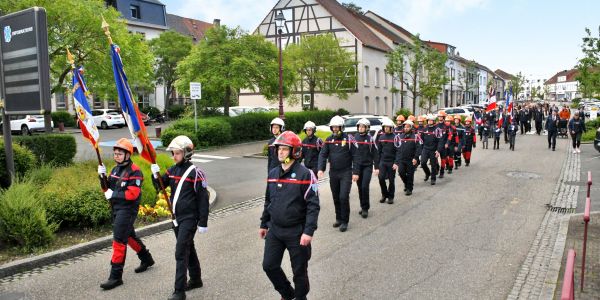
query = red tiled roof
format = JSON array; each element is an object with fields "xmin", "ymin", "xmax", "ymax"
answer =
[
  {"xmin": 544, "ymin": 69, "xmax": 579, "ymax": 84},
  {"xmin": 353, "ymin": 12, "xmax": 410, "ymax": 45},
  {"xmin": 364, "ymin": 10, "xmax": 416, "ymax": 42},
  {"xmin": 166, "ymin": 13, "xmax": 213, "ymax": 43},
  {"xmin": 494, "ymin": 69, "xmax": 516, "ymax": 81},
  {"xmin": 316, "ymin": 0, "xmax": 391, "ymax": 52}
]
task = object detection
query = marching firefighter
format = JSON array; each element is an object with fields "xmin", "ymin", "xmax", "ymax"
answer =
[
  {"xmin": 482, "ymin": 119, "xmax": 490, "ymax": 149},
  {"xmin": 438, "ymin": 115, "xmax": 456, "ymax": 178},
  {"xmin": 260, "ymin": 131, "xmax": 320, "ymax": 300},
  {"xmin": 395, "ymin": 114, "xmax": 406, "ymax": 134},
  {"xmin": 150, "ymin": 136, "xmax": 209, "ymax": 300},
  {"xmin": 508, "ymin": 117, "xmax": 518, "ymax": 151},
  {"xmin": 493, "ymin": 122, "xmax": 502, "ymax": 150},
  {"xmin": 376, "ymin": 118, "xmax": 398, "ymax": 204},
  {"xmin": 352, "ymin": 118, "xmax": 379, "ymax": 218},
  {"xmin": 267, "ymin": 117, "xmax": 285, "ymax": 173},
  {"xmin": 318, "ymin": 116, "xmax": 353, "ymax": 232},
  {"xmin": 394, "ymin": 120, "xmax": 422, "ymax": 196},
  {"xmin": 300, "ymin": 121, "xmax": 323, "ymax": 175},
  {"xmin": 462, "ymin": 117, "xmax": 476, "ymax": 166},
  {"xmin": 97, "ymin": 138, "xmax": 154, "ymax": 290},
  {"xmin": 452, "ymin": 115, "xmax": 465, "ymax": 169},
  {"xmin": 416, "ymin": 115, "xmax": 426, "ymax": 134},
  {"xmin": 420, "ymin": 115, "xmax": 441, "ymax": 185}
]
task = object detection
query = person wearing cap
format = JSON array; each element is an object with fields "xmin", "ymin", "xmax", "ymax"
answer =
[
  {"xmin": 394, "ymin": 119, "xmax": 421, "ymax": 196},
  {"xmin": 268, "ymin": 118, "xmax": 285, "ymax": 173},
  {"xmin": 462, "ymin": 117, "xmax": 476, "ymax": 166},
  {"xmin": 260, "ymin": 131, "xmax": 320, "ymax": 300},
  {"xmin": 300, "ymin": 121, "xmax": 323, "ymax": 175},
  {"xmin": 318, "ymin": 116, "xmax": 353, "ymax": 232},
  {"xmin": 97, "ymin": 138, "xmax": 154, "ymax": 290},
  {"xmin": 394, "ymin": 115, "xmax": 406, "ymax": 134},
  {"xmin": 420, "ymin": 115, "xmax": 441, "ymax": 185},
  {"xmin": 376, "ymin": 118, "xmax": 398, "ymax": 204},
  {"xmin": 150, "ymin": 136, "xmax": 209, "ymax": 300},
  {"xmin": 351, "ymin": 118, "xmax": 379, "ymax": 219},
  {"xmin": 568, "ymin": 112, "xmax": 584, "ymax": 154}
]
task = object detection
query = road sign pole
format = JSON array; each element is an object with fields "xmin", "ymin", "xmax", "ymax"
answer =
[{"xmin": 189, "ymin": 82, "xmax": 201, "ymax": 133}]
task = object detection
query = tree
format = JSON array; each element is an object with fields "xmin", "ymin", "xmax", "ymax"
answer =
[
  {"xmin": 0, "ymin": 0, "xmax": 154, "ymax": 100},
  {"xmin": 419, "ymin": 49, "xmax": 448, "ymax": 113},
  {"xmin": 285, "ymin": 33, "xmax": 357, "ymax": 110},
  {"xmin": 510, "ymin": 72, "xmax": 526, "ymax": 102},
  {"xmin": 176, "ymin": 26, "xmax": 283, "ymax": 116},
  {"xmin": 149, "ymin": 31, "xmax": 193, "ymax": 112},
  {"xmin": 457, "ymin": 60, "xmax": 479, "ymax": 105},
  {"xmin": 386, "ymin": 43, "xmax": 407, "ymax": 109},
  {"xmin": 404, "ymin": 35, "xmax": 427, "ymax": 114},
  {"xmin": 576, "ymin": 27, "xmax": 600, "ymax": 98},
  {"xmin": 342, "ymin": 2, "xmax": 364, "ymax": 14}
]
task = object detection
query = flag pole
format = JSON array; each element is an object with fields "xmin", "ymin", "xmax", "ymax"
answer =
[
  {"xmin": 101, "ymin": 17, "xmax": 174, "ymax": 218},
  {"xmin": 67, "ymin": 48, "xmax": 109, "ymax": 191}
]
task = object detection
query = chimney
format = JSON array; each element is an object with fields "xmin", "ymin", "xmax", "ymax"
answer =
[{"xmin": 213, "ymin": 19, "xmax": 220, "ymax": 27}]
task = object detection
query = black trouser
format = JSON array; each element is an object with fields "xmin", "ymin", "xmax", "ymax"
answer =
[
  {"xmin": 420, "ymin": 149, "xmax": 438, "ymax": 181},
  {"xmin": 398, "ymin": 161, "xmax": 415, "ymax": 192},
  {"xmin": 454, "ymin": 146, "xmax": 462, "ymax": 166},
  {"xmin": 509, "ymin": 134, "xmax": 516, "ymax": 150},
  {"xmin": 548, "ymin": 129, "xmax": 557, "ymax": 149},
  {"xmin": 536, "ymin": 122, "xmax": 542, "ymax": 134},
  {"xmin": 356, "ymin": 165, "xmax": 372, "ymax": 211},
  {"xmin": 110, "ymin": 209, "xmax": 146, "ymax": 280},
  {"xmin": 478, "ymin": 125, "xmax": 483, "ymax": 140},
  {"xmin": 572, "ymin": 132, "xmax": 582, "ymax": 149},
  {"xmin": 494, "ymin": 137, "xmax": 500, "ymax": 149},
  {"xmin": 520, "ymin": 122, "xmax": 525, "ymax": 134},
  {"xmin": 525, "ymin": 122, "xmax": 531, "ymax": 133},
  {"xmin": 504, "ymin": 129, "xmax": 509, "ymax": 142},
  {"xmin": 263, "ymin": 225, "xmax": 311, "ymax": 300},
  {"xmin": 329, "ymin": 168, "xmax": 352, "ymax": 223},
  {"xmin": 378, "ymin": 162, "xmax": 395, "ymax": 200},
  {"xmin": 173, "ymin": 219, "xmax": 201, "ymax": 292}
]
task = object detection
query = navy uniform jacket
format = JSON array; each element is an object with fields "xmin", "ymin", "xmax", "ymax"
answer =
[
  {"xmin": 300, "ymin": 135, "xmax": 323, "ymax": 169},
  {"xmin": 104, "ymin": 161, "xmax": 143, "ymax": 211},
  {"xmin": 351, "ymin": 133, "xmax": 379, "ymax": 175},
  {"xmin": 545, "ymin": 115, "xmax": 560, "ymax": 132},
  {"xmin": 421, "ymin": 125, "xmax": 441, "ymax": 152},
  {"xmin": 261, "ymin": 161, "xmax": 320, "ymax": 236},
  {"xmin": 318, "ymin": 132, "xmax": 354, "ymax": 172},
  {"xmin": 267, "ymin": 136, "xmax": 280, "ymax": 173},
  {"xmin": 376, "ymin": 132, "xmax": 397, "ymax": 165},
  {"xmin": 395, "ymin": 132, "xmax": 422, "ymax": 163}
]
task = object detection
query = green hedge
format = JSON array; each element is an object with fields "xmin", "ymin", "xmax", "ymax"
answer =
[
  {"xmin": 167, "ymin": 104, "xmax": 186, "ymax": 119},
  {"xmin": 0, "ymin": 141, "xmax": 37, "ymax": 188},
  {"xmin": 14, "ymin": 134, "xmax": 76, "ymax": 166},
  {"xmin": 51, "ymin": 111, "xmax": 76, "ymax": 128},
  {"xmin": 161, "ymin": 117, "xmax": 232, "ymax": 148},
  {"xmin": 140, "ymin": 106, "xmax": 161, "ymax": 117},
  {"xmin": 0, "ymin": 181, "xmax": 58, "ymax": 250}
]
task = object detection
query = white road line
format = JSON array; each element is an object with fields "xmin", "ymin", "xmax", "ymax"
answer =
[
  {"xmin": 191, "ymin": 158, "xmax": 212, "ymax": 163},
  {"xmin": 192, "ymin": 154, "xmax": 230, "ymax": 159}
]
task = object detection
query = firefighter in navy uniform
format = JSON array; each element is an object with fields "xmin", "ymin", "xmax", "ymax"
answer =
[
  {"xmin": 260, "ymin": 131, "xmax": 320, "ymax": 300},
  {"xmin": 462, "ymin": 117, "xmax": 477, "ymax": 166},
  {"xmin": 150, "ymin": 136, "xmax": 209, "ymax": 300},
  {"xmin": 452, "ymin": 115, "xmax": 465, "ymax": 169},
  {"xmin": 97, "ymin": 138, "xmax": 154, "ymax": 290},
  {"xmin": 376, "ymin": 118, "xmax": 398, "ymax": 204},
  {"xmin": 438, "ymin": 115, "xmax": 456, "ymax": 178},
  {"xmin": 300, "ymin": 121, "xmax": 323, "ymax": 175},
  {"xmin": 352, "ymin": 118, "xmax": 379, "ymax": 218},
  {"xmin": 394, "ymin": 120, "xmax": 422, "ymax": 196},
  {"xmin": 420, "ymin": 115, "xmax": 441, "ymax": 185},
  {"xmin": 508, "ymin": 117, "xmax": 518, "ymax": 151},
  {"xmin": 267, "ymin": 117, "xmax": 285, "ymax": 173},
  {"xmin": 318, "ymin": 116, "xmax": 354, "ymax": 232}
]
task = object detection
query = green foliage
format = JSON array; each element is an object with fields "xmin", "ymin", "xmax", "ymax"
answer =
[
  {"xmin": 0, "ymin": 181, "xmax": 58, "ymax": 250},
  {"xmin": 0, "ymin": 0, "xmax": 154, "ymax": 98},
  {"xmin": 419, "ymin": 49, "xmax": 449, "ymax": 113},
  {"xmin": 336, "ymin": 108, "xmax": 351, "ymax": 116},
  {"xmin": 396, "ymin": 108, "xmax": 413, "ymax": 118},
  {"xmin": 28, "ymin": 164, "xmax": 55, "ymax": 187},
  {"xmin": 51, "ymin": 111, "xmax": 76, "ymax": 128},
  {"xmin": 285, "ymin": 33, "xmax": 357, "ymax": 109},
  {"xmin": 510, "ymin": 72, "xmax": 526, "ymax": 101},
  {"xmin": 14, "ymin": 134, "xmax": 76, "ymax": 166},
  {"xmin": 160, "ymin": 128, "xmax": 199, "ymax": 150},
  {"xmin": 160, "ymin": 118, "xmax": 232, "ymax": 148},
  {"xmin": 131, "ymin": 154, "xmax": 174, "ymax": 207},
  {"xmin": 0, "ymin": 141, "xmax": 37, "ymax": 188},
  {"xmin": 140, "ymin": 106, "xmax": 161, "ymax": 117},
  {"xmin": 582, "ymin": 128, "xmax": 596, "ymax": 141},
  {"xmin": 167, "ymin": 104, "xmax": 186, "ymax": 119},
  {"xmin": 576, "ymin": 27, "xmax": 600, "ymax": 98},
  {"xmin": 149, "ymin": 31, "xmax": 193, "ymax": 101}
]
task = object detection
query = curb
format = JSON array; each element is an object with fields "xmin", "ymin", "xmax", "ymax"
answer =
[
  {"xmin": 243, "ymin": 153, "xmax": 267, "ymax": 159},
  {"xmin": 0, "ymin": 186, "xmax": 217, "ymax": 279}
]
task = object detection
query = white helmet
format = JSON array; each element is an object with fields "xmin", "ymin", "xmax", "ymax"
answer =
[
  {"xmin": 356, "ymin": 118, "xmax": 370, "ymax": 128},
  {"xmin": 166, "ymin": 135, "xmax": 194, "ymax": 160},
  {"xmin": 270, "ymin": 117, "xmax": 285, "ymax": 131},
  {"xmin": 381, "ymin": 118, "xmax": 395, "ymax": 128},
  {"xmin": 329, "ymin": 115, "xmax": 345, "ymax": 130},
  {"xmin": 426, "ymin": 114, "xmax": 437, "ymax": 121},
  {"xmin": 403, "ymin": 120, "xmax": 414, "ymax": 127},
  {"xmin": 303, "ymin": 121, "xmax": 316, "ymax": 131}
]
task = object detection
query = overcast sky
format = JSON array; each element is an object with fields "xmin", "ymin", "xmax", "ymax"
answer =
[{"xmin": 161, "ymin": 0, "xmax": 599, "ymax": 81}]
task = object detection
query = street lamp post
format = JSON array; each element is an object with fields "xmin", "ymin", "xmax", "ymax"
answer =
[
  {"xmin": 275, "ymin": 11, "xmax": 286, "ymax": 119},
  {"xmin": 449, "ymin": 61, "xmax": 454, "ymax": 107}
]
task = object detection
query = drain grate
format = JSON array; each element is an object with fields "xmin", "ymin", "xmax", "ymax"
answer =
[{"xmin": 548, "ymin": 206, "xmax": 575, "ymax": 214}]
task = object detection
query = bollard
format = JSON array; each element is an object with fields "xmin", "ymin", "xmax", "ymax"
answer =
[
  {"xmin": 581, "ymin": 197, "xmax": 591, "ymax": 292},
  {"xmin": 561, "ymin": 249, "xmax": 576, "ymax": 300},
  {"xmin": 587, "ymin": 171, "xmax": 592, "ymax": 198}
]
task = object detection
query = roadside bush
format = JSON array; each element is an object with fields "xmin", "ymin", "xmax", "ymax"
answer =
[
  {"xmin": 284, "ymin": 110, "xmax": 338, "ymax": 132},
  {"xmin": 226, "ymin": 112, "xmax": 277, "ymax": 142},
  {"xmin": 0, "ymin": 181, "xmax": 58, "ymax": 250},
  {"xmin": 395, "ymin": 108, "xmax": 413, "ymax": 119},
  {"xmin": 336, "ymin": 108, "xmax": 350, "ymax": 116},
  {"xmin": 14, "ymin": 134, "xmax": 76, "ymax": 166},
  {"xmin": 28, "ymin": 164, "xmax": 54, "ymax": 187},
  {"xmin": 582, "ymin": 128, "xmax": 596, "ymax": 141},
  {"xmin": 160, "ymin": 127, "xmax": 199, "ymax": 150},
  {"xmin": 167, "ymin": 104, "xmax": 186, "ymax": 119},
  {"xmin": 140, "ymin": 106, "xmax": 161, "ymax": 117},
  {"xmin": 161, "ymin": 117, "xmax": 232, "ymax": 148},
  {"xmin": 0, "ymin": 141, "xmax": 37, "ymax": 188},
  {"xmin": 51, "ymin": 111, "xmax": 76, "ymax": 128},
  {"xmin": 131, "ymin": 154, "xmax": 177, "ymax": 207}
]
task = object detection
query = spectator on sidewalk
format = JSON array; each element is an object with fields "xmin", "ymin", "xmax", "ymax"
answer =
[
  {"xmin": 546, "ymin": 110, "xmax": 559, "ymax": 151},
  {"xmin": 568, "ymin": 112, "xmax": 584, "ymax": 154}
]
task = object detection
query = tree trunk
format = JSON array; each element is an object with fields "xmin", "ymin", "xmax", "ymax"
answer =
[
  {"xmin": 224, "ymin": 86, "xmax": 231, "ymax": 117},
  {"xmin": 310, "ymin": 84, "xmax": 316, "ymax": 110},
  {"xmin": 412, "ymin": 76, "xmax": 417, "ymax": 115}
]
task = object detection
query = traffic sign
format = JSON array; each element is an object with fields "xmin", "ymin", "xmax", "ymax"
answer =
[{"xmin": 190, "ymin": 82, "xmax": 201, "ymax": 100}]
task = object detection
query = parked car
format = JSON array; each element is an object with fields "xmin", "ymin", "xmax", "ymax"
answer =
[
  {"xmin": 437, "ymin": 107, "xmax": 473, "ymax": 118},
  {"xmin": 583, "ymin": 104, "xmax": 599, "ymax": 117},
  {"xmin": 595, "ymin": 127, "xmax": 600, "ymax": 153},
  {"xmin": 0, "ymin": 115, "xmax": 54, "ymax": 135},
  {"xmin": 216, "ymin": 106, "xmax": 260, "ymax": 117},
  {"xmin": 316, "ymin": 114, "xmax": 385, "ymax": 135},
  {"xmin": 91, "ymin": 109, "xmax": 126, "ymax": 129}
]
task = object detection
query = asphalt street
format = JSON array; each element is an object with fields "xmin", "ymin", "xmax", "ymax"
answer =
[{"xmin": 0, "ymin": 131, "xmax": 571, "ymax": 299}]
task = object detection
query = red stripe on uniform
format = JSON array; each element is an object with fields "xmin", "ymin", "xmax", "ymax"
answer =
[
  {"xmin": 302, "ymin": 144, "xmax": 318, "ymax": 148},
  {"xmin": 267, "ymin": 179, "xmax": 312, "ymax": 184}
]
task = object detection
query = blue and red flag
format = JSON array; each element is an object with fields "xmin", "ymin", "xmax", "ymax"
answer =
[
  {"xmin": 110, "ymin": 44, "xmax": 156, "ymax": 163},
  {"xmin": 72, "ymin": 67, "xmax": 100, "ymax": 148}
]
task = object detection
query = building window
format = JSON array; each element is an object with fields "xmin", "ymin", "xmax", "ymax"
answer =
[
  {"xmin": 108, "ymin": 101, "xmax": 117, "ymax": 109},
  {"xmin": 364, "ymin": 96, "xmax": 369, "ymax": 113},
  {"xmin": 137, "ymin": 93, "xmax": 150, "ymax": 109},
  {"xmin": 375, "ymin": 68, "xmax": 380, "ymax": 87},
  {"xmin": 363, "ymin": 66, "xmax": 369, "ymax": 87},
  {"xmin": 93, "ymin": 97, "xmax": 103, "ymax": 109},
  {"xmin": 383, "ymin": 97, "xmax": 388, "ymax": 115},
  {"xmin": 384, "ymin": 70, "xmax": 388, "ymax": 89},
  {"xmin": 375, "ymin": 97, "xmax": 380, "ymax": 114},
  {"xmin": 130, "ymin": 5, "xmax": 141, "ymax": 19},
  {"xmin": 55, "ymin": 92, "xmax": 67, "ymax": 110}
]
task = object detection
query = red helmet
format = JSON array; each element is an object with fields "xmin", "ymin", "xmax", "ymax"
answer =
[{"xmin": 273, "ymin": 131, "xmax": 302, "ymax": 159}]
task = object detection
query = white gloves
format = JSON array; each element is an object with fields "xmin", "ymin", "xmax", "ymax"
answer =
[
  {"xmin": 98, "ymin": 164, "xmax": 106, "ymax": 176},
  {"xmin": 197, "ymin": 227, "xmax": 208, "ymax": 234},
  {"xmin": 151, "ymin": 164, "xmax": 160, "ymax": 178},
  {"xmin": 104, "ymin": 189, "xmax": 113, "ymax": 200}
]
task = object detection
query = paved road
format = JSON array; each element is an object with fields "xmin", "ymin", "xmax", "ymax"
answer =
[{"xmin": 0, "ymin": 132, "xmax": 570, "ymax": 299}]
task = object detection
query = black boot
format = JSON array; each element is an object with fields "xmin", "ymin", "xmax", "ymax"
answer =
[
  {"xmin": 465, "ymin": 160, "xmax": 470, "ymax": 167},
  {"xmin": 339, "ymin": 223, "xmax": 348, "ymax": 232},
  {"xmin": 186, "ymin": 278, "xmax": 203, "ymax": 291},
  {"xmin": 135, "ymin": 249, "xmax": 155, "ymax": 273},
  {"xmin": 379, "ymin": 197, "xmax": 386, "ymax": 203},
  {"xmin": 100, "ymin": 278, "xmax": 123, "ymax": 290},
  {"xmin": 424, "ymin": 174, "xmax": 430, "ymax": 182},
  {"xmin": 448, "ymin": 167, "xmax": 453, "ymax": 174},
  {"xmin": 359, "ymin": 210, "xmax": 368, "ymax": 218},
  {"xmin": 387, "ymin": 198, "xmax": 394, "ymax": 204},
  {"xmin": 168, "ymin": 290, "xmax": 186, "ymax": 300},
  {"xmin": 439, "ymin": 171, "xmax": 444, "ymax": 179},
  {"xmin": 332, "ymin": 220, "xmax": 341, "ymax": 228},
  {"xmin": 405, "ymin": 190, "xmax": 412, "ymax": 196}
]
